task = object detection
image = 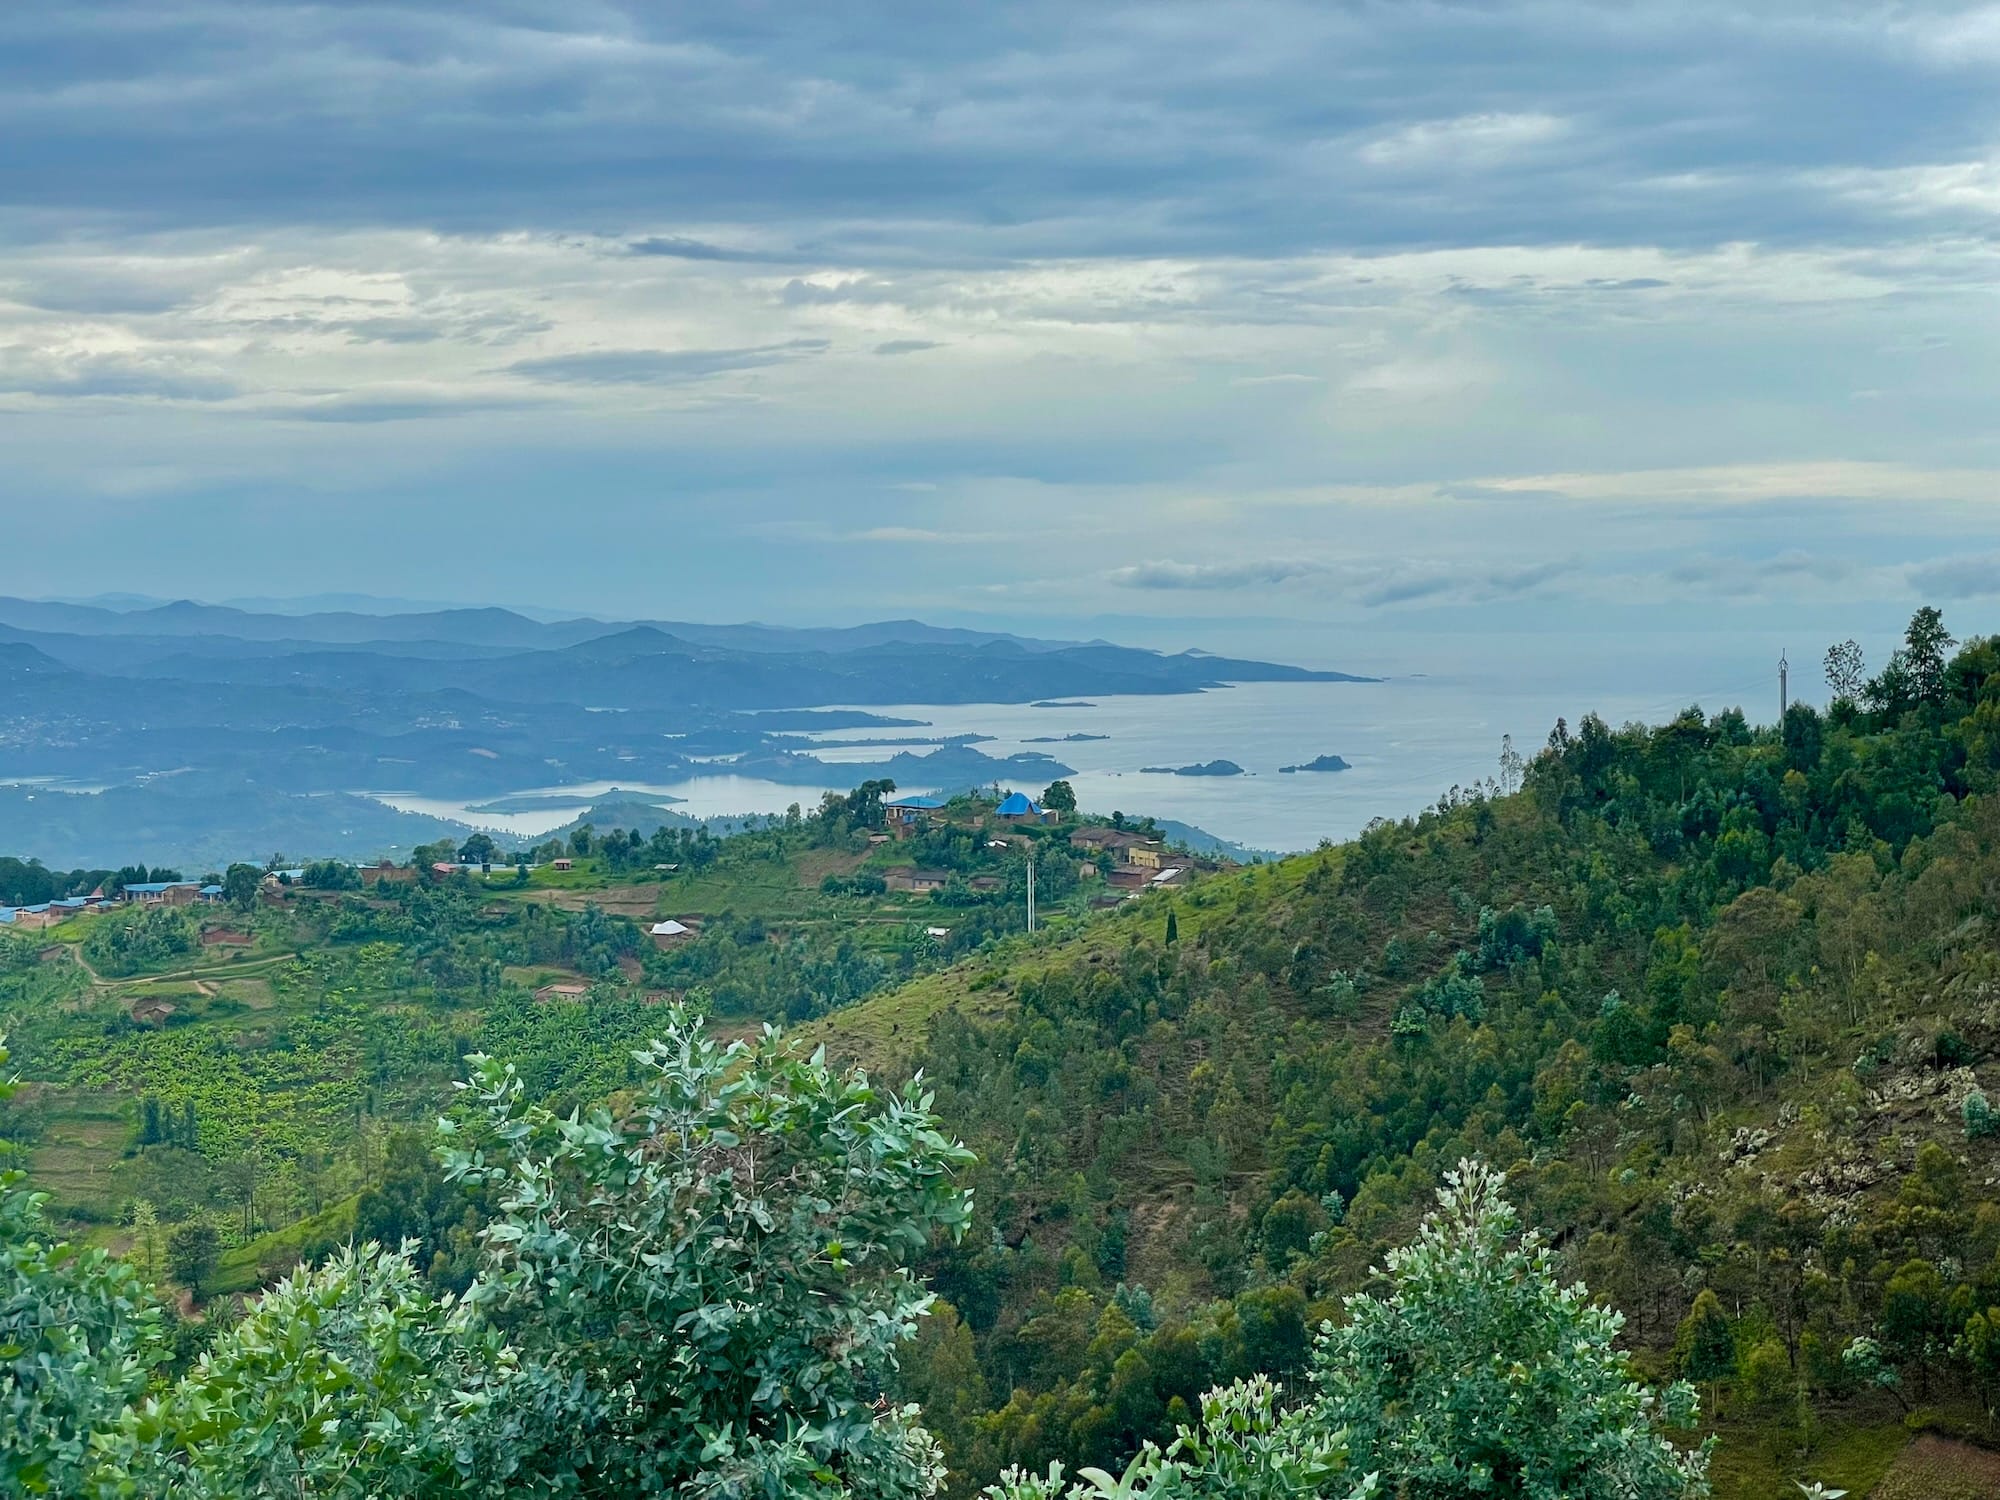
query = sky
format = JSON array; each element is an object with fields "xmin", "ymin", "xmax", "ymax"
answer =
[{"xmin": 2, "ymin": 1, "xmax": 1998, "ymax": 676}]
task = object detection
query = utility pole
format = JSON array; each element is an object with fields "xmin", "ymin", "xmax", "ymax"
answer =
[
  {"xmin": 1779, "ymin": 650, "xmax": 1789, "ymax": 719},
  {"xmin": 1026, "ymin": 855, "xmax": 1036, "ymax": 934}
]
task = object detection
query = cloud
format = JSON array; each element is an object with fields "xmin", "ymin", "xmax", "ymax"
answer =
[
  {"xmin": 0, "ymin": 351, "xmax": 236, "ymax": 402},
  {"xmin": 627, "ymin": 235, "xmax": 766, "ymax": 261},
  {"xmin": 507, "ymin": 339, "xmax": 830, "ymax": 385},
  {"xmin": 1467, "ymin": 462, "xmax": 2000, "ymax": 507},
  {"xmin": 276, "ymin": 394, "xmax": 535, "ymax": 423},
  {"xmin": 874, "ymin": 339, "xmax": 942, "ymax": 355},
  {"xmin": 1107, "ymin": 558, "xmax": 1327, "ymax": 590},
  {"xmin": 1358, "ymin": 112, "xmax": 1570, "ymax": 169},
  {"xmin": 1909, "ymin": 551, "xmax": 2000, "ymax": 599}
]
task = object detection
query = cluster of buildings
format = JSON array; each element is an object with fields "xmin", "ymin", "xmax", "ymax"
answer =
[
  {"xmin": 882, "ymin": 790, "xmax": 1059, "ymax": 835},
  {"xmin": 1069, "ymin": 825, "xmax": 1192, "ymax": 892},
  {"xmin": 0, "ymin": 879, "xmax": 225, "ymax": 931}
]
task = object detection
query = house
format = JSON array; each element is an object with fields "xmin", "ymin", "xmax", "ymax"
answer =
[
  {"xmin": 0, "ymin": 908, "xmax": 13, "ymax": 927},
  {"xmin": 198, "ymin": 885, "xmax": 224, "ymax": 902},
  {"xmin": 533, "ymin": 981, "xmax": 591, "ymax": 1003},
  {"xmin": 1107, "ymin": 866, "xmax": 1151, "ymax": 891},
  {"xmin": 120, "ymin": 881, "xmax": 205, "ymax": 907},
  {"xmin": 886, "ymin": 869, "xmax": 951, "ymax": 894},
  {"xmin": 995, "ymin": 791, "xmax": 1043, "ymax": 823},
  {"xmin": 551, "ymin": 858, "xmax": 573, "ymax": 872},
  {"xmin": 1148, "ymin": 866, "xmax": 1189, "ymax": 887},
  {"xmin": 884, "ymin": 794, "xmax": 949, "ymax": 833},
  {"xmin": 1126, "ymin": 845, "xmax": 1166, "ymax": 871},
  {"xmin": 969, "ymin": 875, "xmax": 1003, "ymax": 892},
  {"xmin": 1070, "ymin": 827, "xmax": 1152, "ymax": 854},
  {"xmin": 359, "ymin": 860, "xmax": 416, "ymax": 886},
  {"xmin": 650, "ymin": 919, "xmax": 693, "ymax": 949},
  {"xmin": 131, "ymin": 998, "xmax": 177, "ymax": 1026},
  {"xmin": 924, "ymin": 926, "xmax": 951, "ymax": 939},
  {"xmin": 200, "ymin": 927, "xmax": 254, "ymax": 948}
]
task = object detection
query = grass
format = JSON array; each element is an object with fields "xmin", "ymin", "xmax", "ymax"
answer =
[
  {"xmin": 26, "ymin": 1091, "xmax": 130, "ymax": 1216},
  {"xmin": 803, "ymin": 885, "xmax": 1186, "ymax": 1071},
  {"xmin": 209, "ymin": 1194, "xmax": 361, "ymax": 1297},
  {"xmin": 1703, "ymin": 1403, "xmax": 1915, "ymax": 1499}
]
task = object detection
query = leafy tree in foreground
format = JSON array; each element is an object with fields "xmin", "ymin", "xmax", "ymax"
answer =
[
  {"xmin": 1041, "ymin": 780, "xmax": 1078, "ymax": 816},
  {"xmin": 5, "ymin": 1012, "xmax": 977, "ymax": 1499},
  {"xmin": 983, "ymin": 1161, "xmax": 1704, "ymax": 1500},
  {"xmin": 1312, "ymin": 1160, "xmax": 1709, "ymax": 1500},
  {"xmin": 111, "ymin": 1244, "xmax": 551, "ymax": 1500},
  {"xmin": 442, "ymin": 1008, "xmax": 977, "ymax": 1498}
]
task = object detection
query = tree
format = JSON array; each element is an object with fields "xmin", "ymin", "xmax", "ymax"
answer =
[
  {"xmin": 441, "ymin": 1004, "xmax": 975, "ymax": 1497},
  {"xmin": 1674, "ymin": 1289, "xmax": 1737, "ymax": 1409},
  {"xmin": 1903, "ymin": 606, "xmax": 1956, "ymax": 705},
  {"xmin": 1312, "ymin": 1160, "xmax": 1710, "ymax": 1500},
  {"xmin": 1823, "ymin": 640, "xmax": 1866, "ymax": 705},
  {"xmin": 459, "ymin": 832, "xmax": 500, "ymax": 866},
  {"xmin": 112, "ymin": 1244, "xmax": 549, "ymax": 1500},
  {"xmin": 166, "ymin": 1218, "xmax": 220, "ymax": 1302},
  {"xmin": 221, "ymin": 862, "xmax": 262, "ymax": 912},
  {"xmin": 1498, "ymin": 734, "xmax": 1524, "ymax": 795},
  {"xmin": 1, "ymin": 1037, "xmax": 165, "ymax": 1497},
  {"xmin": 1165, "ymin": 909, "xmax": 1179, "ymax": 945},
  {"xmin": 1042, "ymin": 780, "xmax": 1078, "ymax": 815}
]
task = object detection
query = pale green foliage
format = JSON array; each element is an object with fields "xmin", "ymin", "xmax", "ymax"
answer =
[
  {"xmin": 1838, "ymin": 1336, "xmax": 1899, "ymax": 1395},
  {"xmin": 109, "ymin": 1243, "xmax": 554, "ymax": 1498},
  {"xmin": 1311, "ymin": 1159, "xmax": 1710, "ymax": 1500},
  {"xmin": 983, "ymin": 1376, "xmax": 1377, "ymax": 1500},
  {"xmin": 0, "ymin": 1037, "xmax": 166, "ymax": 1496},
  {"xmin": 442, "ymin": 1006, "xmax": 976, "ymax": 1498},
  {"xmin": 1964, "ymin": 1087, "xmax": 1995, "ymax": 1139},
  {"xmin": 3, "ymin": 1014, "xmax": 976, "ymax": 1499}
]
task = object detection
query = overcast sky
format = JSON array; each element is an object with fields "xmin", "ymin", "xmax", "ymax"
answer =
[{"xmin": 2, "ymin": 1, "xmax": 1997, "ymax": 666}]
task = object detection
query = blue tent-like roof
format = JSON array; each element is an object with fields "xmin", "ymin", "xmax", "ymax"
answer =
[
  {"xmin": 887, "ymin": 794, "xmax": 949, "ymax": 810},
  {"xmin": 995, "ymin": 791, "xmax": 1039, "ymax": 817}
]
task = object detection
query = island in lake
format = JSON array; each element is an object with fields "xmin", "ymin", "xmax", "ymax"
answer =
[
  {"xmin": 1030, "ymin": 699, "xmax": 1097, "ymax": 708},
  {"xmin": 1023, "ymin": 733, "xmax": 1111, "ymax": 744},
  {"xmin": 1279, "ymin": 754, "xmax": 1352, "ymax": 774},
  {"xmin": 1140, "ymin": 760, "xmax": 1245, "ymax": 777}
]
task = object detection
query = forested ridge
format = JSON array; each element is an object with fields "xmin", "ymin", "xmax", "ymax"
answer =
[
  {"xmin": 7, "ymin": 607, "xmax": 2000, "ymax": 1496},
  {"xmin": 855, "ymin": 609, "xmax": 2000, "ymax": 1494}
]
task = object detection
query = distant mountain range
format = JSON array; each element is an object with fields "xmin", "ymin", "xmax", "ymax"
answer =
[{"xmin": 0, "ymin": 597, "xmax": 1372, "ymax": 867}]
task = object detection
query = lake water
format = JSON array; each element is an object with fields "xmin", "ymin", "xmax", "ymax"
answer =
[{"xmin": 373, "ymin": 629, "xmax": 1797, "ymax": 853}]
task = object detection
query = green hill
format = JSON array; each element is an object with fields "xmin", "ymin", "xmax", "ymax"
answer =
[{"xmin": 811, "ymin": 613, "xmax": 2000, "ymax": 1496}]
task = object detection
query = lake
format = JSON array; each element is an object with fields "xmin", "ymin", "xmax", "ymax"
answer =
[{"xmin": 373, "ymin": 629, "xmax": 1795, "ymax": 853}]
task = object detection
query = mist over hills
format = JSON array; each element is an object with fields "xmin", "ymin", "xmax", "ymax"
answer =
[{"xmin": 0, "ymin": 596, "xmax": 1366, "ymax": 867}]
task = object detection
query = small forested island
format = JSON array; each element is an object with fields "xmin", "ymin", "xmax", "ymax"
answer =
[
  {"xmin": 1029, "ymin": 699, "xmax": 1097, "ymax": 708},
  {"xmin": 1022, "ymin": 733, "xmax": 1110, "ymax": 744},
  {"xmin": 1279, "ymin": 753, "xmax": 1351, "ymax": 773},
  {"xmin": 1139, "ymin": 758, "xmax": 1245, "ymax": 776}
]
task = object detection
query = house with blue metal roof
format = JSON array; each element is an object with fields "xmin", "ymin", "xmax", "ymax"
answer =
[{"xmin": 995, "ymin": 791, "xmax": 1045, "ymax": 823}]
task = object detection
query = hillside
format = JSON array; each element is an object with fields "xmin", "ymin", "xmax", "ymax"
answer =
[
  {"xmin": 8, "ymin": 610, "xmax": 2000, "ymax": 1497},
  {"xmin": 800, "ymin": 616, "xmax": 2000, "ymax": 1497}
]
